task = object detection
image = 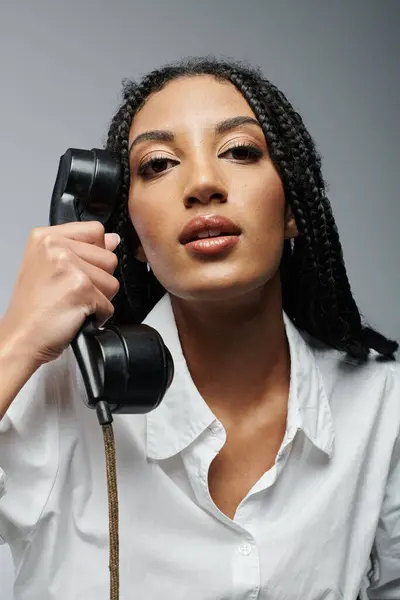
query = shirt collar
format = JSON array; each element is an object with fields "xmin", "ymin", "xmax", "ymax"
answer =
[{"xmin": 144, "ymin": 294, "xmax": 334, "ymax": 461}]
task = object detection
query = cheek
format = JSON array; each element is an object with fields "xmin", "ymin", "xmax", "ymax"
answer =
[
  {"xmin": 244, "ymin": 169, "xmax": 286, "ymax": 234},
  {"xmin": 128, "ymin": 188, "xmax": 175, "ymax": 258},
  {"xmin": 238, "ymin": 171, "xmax": 287, "ymax": 278}
]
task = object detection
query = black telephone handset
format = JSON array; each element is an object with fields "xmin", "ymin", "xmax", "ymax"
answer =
[
  {"xmin": 49, "ymin": 148, "xmax": 174, "ymax": 416},
  {"xmin": 49, "ymin": 148, "xmax": 174, "ymax": 599}
]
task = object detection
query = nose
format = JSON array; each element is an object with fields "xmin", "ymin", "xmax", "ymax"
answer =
[{"xmin": 183, "ymin": 158, "xmax": 228, "ymax": 208}]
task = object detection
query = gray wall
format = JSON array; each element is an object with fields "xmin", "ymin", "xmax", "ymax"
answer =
[{"xmin": 0, "ymin": 1, "xmax": 399, "ymax": 598}]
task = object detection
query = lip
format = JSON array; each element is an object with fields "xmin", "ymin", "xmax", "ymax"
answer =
[
  {"xmin": 178, "ymin": 214, "xmax": 242, "ymax": 245},
  {"xmin": 184, "ymin": 235, "xmax": 240, "ymax": 256}
]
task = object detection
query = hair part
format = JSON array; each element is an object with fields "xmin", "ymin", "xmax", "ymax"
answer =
[{"xmin": 105, "ymin": 55, "xmax": 398, "ymax": 364}]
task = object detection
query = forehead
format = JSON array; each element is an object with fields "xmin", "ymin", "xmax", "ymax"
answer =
[{"xmin": 129, "ymin": 74, "xmax": 256, "ymax": 138}]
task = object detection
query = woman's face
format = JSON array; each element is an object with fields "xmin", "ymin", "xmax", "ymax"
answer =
[{"xmin": 127, "ymin": 74, "xmax": 297, "ymax": 302}]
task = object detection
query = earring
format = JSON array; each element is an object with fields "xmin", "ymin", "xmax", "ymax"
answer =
[{"xmin": 146, "ymin": 263, "xmax": 152, "ymax": 302}]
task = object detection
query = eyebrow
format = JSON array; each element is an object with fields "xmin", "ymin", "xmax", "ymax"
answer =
[{"xmin": 128, "ymin": 116, "xmax": 262, "ymax": 152}]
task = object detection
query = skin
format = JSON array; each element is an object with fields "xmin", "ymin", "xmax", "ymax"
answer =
[{"xmin": 127, "ymin": 74, "xmax": 298, "ymax": 433}]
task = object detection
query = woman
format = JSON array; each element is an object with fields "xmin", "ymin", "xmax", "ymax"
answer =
[{"xmin": 0, "ymin": 56, "xmax": 398, "ymax": 600}]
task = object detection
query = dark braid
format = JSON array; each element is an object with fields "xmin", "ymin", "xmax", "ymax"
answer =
[{"xmin": 104, "ymin": 56, "xmax": 398, "ymax": 364}]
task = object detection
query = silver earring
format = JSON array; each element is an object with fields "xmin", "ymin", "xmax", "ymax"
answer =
[{"xmin": 146, "ymin": 262, "xmax": 151, "ymax": 273}]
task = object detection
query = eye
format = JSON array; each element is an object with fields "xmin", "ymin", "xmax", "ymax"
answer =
[
  {"xmin": 137, "ymin": 155, "xmax": 178, "ymax": 179},
  {"xmin": 136, "ymin": 143, "xmax": 263, "ymax": 180},
  {"xmin": 222, "ymin": 142, "xmax": 263, "ymax": 162}
]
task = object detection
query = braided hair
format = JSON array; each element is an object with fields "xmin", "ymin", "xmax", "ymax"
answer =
[{"xmin": 105, "ymin": 56, "xmax": 398, "ymax": 365}]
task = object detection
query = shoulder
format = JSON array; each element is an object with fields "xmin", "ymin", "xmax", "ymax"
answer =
[
  {"xmin": 311, "ymin": 342, "xmax": 400, "ymax": 434},
  {"xmin": 313, "ymin": 343, "xmax": 400, "ymax": 387},
  {"xmin": 300, "ymin": 322, "xmax": 399, "ymax": 382},
  {"xmin": 0, "ymin": 346, "xmax": 79, "ymax": 430}
]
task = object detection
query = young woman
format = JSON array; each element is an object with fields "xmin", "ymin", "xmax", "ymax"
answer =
[{"xmin": 0, "ymin": 56, "xmax": 398, "ymax": 600}]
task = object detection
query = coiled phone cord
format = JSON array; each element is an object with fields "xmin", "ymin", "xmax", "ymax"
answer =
[{"xmin": 96, "ymin": 400, "xmax": 120, "ymax": 600}]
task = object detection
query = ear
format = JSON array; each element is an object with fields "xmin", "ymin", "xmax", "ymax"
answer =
[
  {"xmin": 284, "ymin": 205, "xmax": 299, "ymax": 241},
  {"xmin": 134, "ymin": 244, "xmax": 148, "ymax": 263}
]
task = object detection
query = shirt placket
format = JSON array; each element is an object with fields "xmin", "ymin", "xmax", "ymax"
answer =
[{"xmin": 183, "ymin": 423, "xmax": 262, "ymax": 600}]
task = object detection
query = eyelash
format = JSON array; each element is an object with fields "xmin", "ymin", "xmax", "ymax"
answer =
[{"xmin": 137, "ymin": 142, "xmax": 264, "ymax": 179}]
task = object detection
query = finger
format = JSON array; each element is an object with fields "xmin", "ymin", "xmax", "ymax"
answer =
[
  {"xmin": 91, "ymin": 289, "xmax": 117, "ymax": 329},
  {"xmin": 63, "ymin": 238, "xmax": 119, "ymax": 275},
  {"xmin": 74, "ymin": 256, "xmax": 120, "ymax": 301},
  {"xmin": 41, "ymin": 221, "xmax": 107, "ymax": 248}
]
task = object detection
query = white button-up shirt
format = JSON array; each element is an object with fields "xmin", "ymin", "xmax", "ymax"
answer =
[{"xmin": 0, "ymin": 293, "xmax": 399, "ymax": 600}]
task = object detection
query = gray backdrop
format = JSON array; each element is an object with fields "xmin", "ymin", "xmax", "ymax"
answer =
[{"xmin": 0, "ymin": 1, "xmax": 399, "ymax": 598}]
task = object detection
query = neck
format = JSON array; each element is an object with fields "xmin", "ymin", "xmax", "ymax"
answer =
[{"xmin": 170, "ymin": 273, "xmax": 291, "ymax": 426}]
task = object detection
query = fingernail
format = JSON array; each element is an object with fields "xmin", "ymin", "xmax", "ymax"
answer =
[{"xmin": 109, "ymin": 233, "xmax": 121, "ymax": 246}]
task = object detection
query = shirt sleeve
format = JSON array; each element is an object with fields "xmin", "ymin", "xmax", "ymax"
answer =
[
  {"xmin": 0, "ymin": 348, "xmax": 73, "ymax": 546},
  {"xmin": 367, "ymin": 363, "xmax": 400, "ymax": 599}
]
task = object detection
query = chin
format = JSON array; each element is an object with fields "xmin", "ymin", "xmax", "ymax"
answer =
[{"xmin": 168, "ymin": 276, "xmax": 269, "ymax": 304}]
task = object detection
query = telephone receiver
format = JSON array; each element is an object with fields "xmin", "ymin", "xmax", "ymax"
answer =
[{"xmin": 49, "ymin": 148, "xmax": 174, "ymax": 415}]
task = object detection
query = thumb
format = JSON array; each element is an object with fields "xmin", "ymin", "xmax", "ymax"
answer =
[{"xmin": 104, "ymin": 232, "xmax": 121, "ymax": 251}]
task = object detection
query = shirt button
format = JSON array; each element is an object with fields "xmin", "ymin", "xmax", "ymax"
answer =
[{"xmin": 238, "ymin": 542, "xmax": 252, "ymax": 556}]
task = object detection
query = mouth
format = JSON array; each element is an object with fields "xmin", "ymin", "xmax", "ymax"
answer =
[
  {"xmin": 184, "ymin": 230, "xmax": 237, "ymax": 243},
  {"xmin": 179, "ymin": 214, "xmax": 242, "ymax": 245}
]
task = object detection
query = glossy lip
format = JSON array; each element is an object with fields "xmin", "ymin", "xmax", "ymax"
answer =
[
  {"xmin": 178, "ymin": 214, "xmax": 242, "ymax": 245},
  {"xmin": 184, "ymin": 234, "xmax": 240, "ymax": 256}
]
